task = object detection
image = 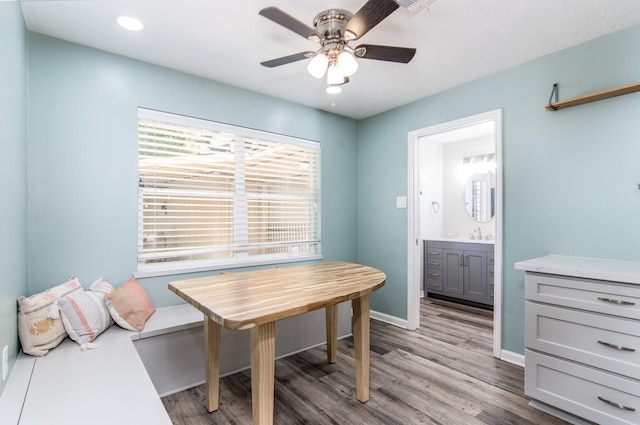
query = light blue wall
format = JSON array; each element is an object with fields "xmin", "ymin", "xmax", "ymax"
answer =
[
  {"xmin": 19, "ymin": 20, "xmax": 640, "ymax": 368},
  {"xmin": 0, "ymin": 2, "xmax": 28, "ymax": 396},
  {"xmin": 27, "ymin": 34, "xmax": 359, "ymax": 307},
  {"xmin": 359, "ymin": 23, "xmax": 640, "ymax": 353}
]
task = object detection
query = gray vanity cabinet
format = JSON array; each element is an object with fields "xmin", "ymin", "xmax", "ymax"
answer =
[{"xmin": 424, "ymin": 240, "xmax": 494, "ymax": 306}]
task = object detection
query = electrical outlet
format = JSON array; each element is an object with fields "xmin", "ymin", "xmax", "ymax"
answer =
[{"xmin": 2, "ymin": 345, "xmax": 8, "ymax": 381}]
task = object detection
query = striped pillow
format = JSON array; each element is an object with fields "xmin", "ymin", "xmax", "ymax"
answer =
[
  {"xmin": 18, "ymin": 277, "xmax": 84, "ymax": 357},
  {"xmin": 58, "ymin": 278, "xmax": 115, "ymax": 346}
]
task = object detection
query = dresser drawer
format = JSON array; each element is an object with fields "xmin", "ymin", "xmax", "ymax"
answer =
[
  {"xmin": 425, "ymin": 247, "xmax": 443, "ymax": 261},
  {"xmin": 426, "ymin": 278, "xmax": 443, "ymax": 292},
  {"xmin": 425, "ymin": 258, "xmax": 443, "ymax": 270},
  {"xmin": 525, "ymin": 273, "xmax": 640, "ymax": 320},
  {"xmin": 526, "ymin": 302, "xmax": 640, "ymax": 380},
  {"xmin": 525, "ymin": 350, "xmax": 640, "ymax": 425}
]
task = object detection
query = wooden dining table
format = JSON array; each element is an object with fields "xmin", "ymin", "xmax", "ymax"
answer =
[{"xmin": 168, "ymin": 261, "xmax": 386, "ymax": 425}]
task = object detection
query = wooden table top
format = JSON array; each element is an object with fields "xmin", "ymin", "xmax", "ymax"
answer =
[{"xmin": 168, "ymin": 262, "xmax": 386, "ymax": 330}]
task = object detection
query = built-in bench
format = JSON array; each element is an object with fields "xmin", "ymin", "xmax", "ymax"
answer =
[
  {"xmin": 0, "ymin": 302, "xmax": 352, "ymax": 424},
  {"xmin": 0, "ymin": 304, "xmax": 202, "ymax": 425}
]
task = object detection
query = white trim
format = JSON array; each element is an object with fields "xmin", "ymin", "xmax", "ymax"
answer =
[
  {"xmin": 407, "ymin": 109, "xmax": 504, "ymax": 356},
  {"xmin": 370, "ymin": 309, "xmax": 409, "ymax": 329},
  {"xmin": 499, "ymin": 349, "xmax": 525, "ymax": 367}
]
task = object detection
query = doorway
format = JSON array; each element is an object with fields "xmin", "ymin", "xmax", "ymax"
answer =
[{"xmin": 406, "ymin": 109, "xmax": 503, "ymax": 358}]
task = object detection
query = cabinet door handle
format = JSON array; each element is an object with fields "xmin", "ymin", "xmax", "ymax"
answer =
[
  {"xmin": 597, "ymin": 340, "xmax": 636, "ymax": 352},
  {"xmin": 597, "ymin": 395, "xmax": 636, "ymax": 412},
  {"xmin": 597, "ymin": 297, "xmax": 636, "ymax": 306},
  {"xmin": 459, "ymin": 254, "xmax": 463, "ymax": 266},
  {"xmin": 464, "ymin": 255, "xmax": 468, "ymax": 267}
]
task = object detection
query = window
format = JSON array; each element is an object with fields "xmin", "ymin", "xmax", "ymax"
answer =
[{"xmin": 136, "ymin": 108, "xmax": 321, "ymax": 277}]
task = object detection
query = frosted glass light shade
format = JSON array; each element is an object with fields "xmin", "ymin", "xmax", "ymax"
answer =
[
  {"xmin": 327, "ymin": 64, "xmax": 346, "ymax": 85},
  {"xmin": 326, "ymin": 85, "xmax": 342, "ymax": 94},
  {"xmin": 337, "ymin": 51, "xmax": 358, "ymax": 77},
  {"xmin": 307, "ymin": 53, "xmax": 329, "ymax": 78}
]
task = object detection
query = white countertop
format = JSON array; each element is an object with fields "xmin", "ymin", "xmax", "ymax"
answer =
[
  {"xmin": 427, "ymin": 238, "xmax": 494, "ymax": 245},
  {"xmin": 514, "ymin": 255, "xmax": 640, "ymax": 285}
]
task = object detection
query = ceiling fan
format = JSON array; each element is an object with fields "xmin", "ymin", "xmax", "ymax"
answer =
[{"xmin": 259, "ymin": 0, "xmax": 417, "ymax": 93}]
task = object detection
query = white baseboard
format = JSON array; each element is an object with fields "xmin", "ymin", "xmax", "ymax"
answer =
[
  {"xmin": 370, "ymin": 309, "xmax": 408, "ymax": 329},
  {"xmin": 499, "ymin": 349, "xmax": 524, "ymax": 367}
]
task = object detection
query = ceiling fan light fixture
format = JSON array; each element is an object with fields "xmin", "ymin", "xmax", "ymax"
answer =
[
  {"xmin": 326, "ymin": 85, "xmax": 343, "ymax": 94},
  {"xmin": 337, "ymin": 51, "xmax": 358, "ymax": 77},
  {"xmin": 307, "ymin": 53, "xmax": 329, "ymax": 78}
]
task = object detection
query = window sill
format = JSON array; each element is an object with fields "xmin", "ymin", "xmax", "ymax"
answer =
[{"xmin": 134, "ymin": 255, "xmax": 324, "ymax": 279}]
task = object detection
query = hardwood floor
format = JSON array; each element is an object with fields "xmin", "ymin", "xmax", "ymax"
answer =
[{"xmin": 162, "ymin": 298, "xmax": 569, "ymax": 424}]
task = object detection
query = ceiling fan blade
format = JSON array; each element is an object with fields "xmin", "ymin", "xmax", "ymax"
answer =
[
  {"xmin": 343, "ymin": 0, "xmax": 400, "ymax": 41},
  {"xmin": 354, "ymin": 44, "xmax": 417, "ymax": 63},
  {"xmin": 260, "ymin": 51, "xmax": 315, "ymax": 68},
  {"xmin": 259, "ymin": 7, "xmax": 322, "ymax": 42}
]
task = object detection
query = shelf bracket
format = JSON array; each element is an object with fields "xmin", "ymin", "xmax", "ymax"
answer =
[{"xmin": 547, "ymin": 83, "xmax": 559, "ymax": 111}]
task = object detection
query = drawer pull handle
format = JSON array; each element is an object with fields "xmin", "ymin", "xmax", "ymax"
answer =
[
  {"xmin": 428, "ymin": 251, "xmax": 441, "ymax": 256},
  {"xmin": 429, "ymin": 273, "xmax": 441, "ymax": 278},
  {"xmin": 598, "ymin": 340, "xmax": 636, "ymax": 352},
  {"xmin": 597, "ymin": 396, "xmax": 636, "ymax": 412},
  {"xmin": 428, "ymin": 262, "xmax": 441, "ymax": 266},
  {"xmin": 597, "ymin": 297, "xmax": 636, "ymax": 306}
]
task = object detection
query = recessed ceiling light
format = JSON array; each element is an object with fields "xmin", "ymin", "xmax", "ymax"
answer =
[{"xmin": 116, "ymin": 16, "xmax": 144, "ymax": 32}]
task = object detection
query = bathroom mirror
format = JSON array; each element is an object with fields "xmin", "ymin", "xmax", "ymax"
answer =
[{"xmin": 464, "ymin": 172, "xmax": 495, "ymax": 222}]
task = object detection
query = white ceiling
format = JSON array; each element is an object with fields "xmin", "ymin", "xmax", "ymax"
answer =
[{"xmin": 19, "ymin": 0, "xmax": 640, "ymax": 119}]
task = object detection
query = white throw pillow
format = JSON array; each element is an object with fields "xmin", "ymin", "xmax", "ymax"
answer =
[
  {"xmin": 58, "ymin": 278, "xmax": 115, "ymax": 347},
  {"xmin": 18, "ymin": 276, "xmax": 83, "ymax": 357}
]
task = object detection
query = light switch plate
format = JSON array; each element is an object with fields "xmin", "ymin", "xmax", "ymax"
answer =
[{"xmin": 396, "ymin": 196, "xmax": 407, "ymax": 209}]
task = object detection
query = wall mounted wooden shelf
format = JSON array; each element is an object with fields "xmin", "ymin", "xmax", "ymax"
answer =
[{"xmin": 545, "ymin": 81, "xmax": 640, "ymax": 111}]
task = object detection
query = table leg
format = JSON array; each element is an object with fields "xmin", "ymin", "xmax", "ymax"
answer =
[
  {"xmin": 204, "ymin": 316, "xmax": 221, "ymax": 412},
  {"xmin": 250, "ymin": 322, "xmax": 276, "ymax": 425},
  {"xmin": 325, "ymin": 304, "xmax": 338, "ymax": 364},
  {"xmin": 352, "ymin": 294, "xmax": 370, "ymax": 403}
]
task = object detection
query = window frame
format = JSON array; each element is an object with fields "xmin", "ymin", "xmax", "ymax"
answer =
[{"xmin": 135, "ymin": 108, "xmax": 322, "ymax": 278}]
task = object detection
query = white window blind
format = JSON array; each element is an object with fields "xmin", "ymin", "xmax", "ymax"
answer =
[{"xmin": 137, "ymin": 108, "xmax": 321, "ymax": 276}]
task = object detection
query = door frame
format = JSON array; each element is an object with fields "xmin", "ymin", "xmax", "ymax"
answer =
[{"xmin": 406, "ymin": 109, "xmax": 503, "ymax": 358}]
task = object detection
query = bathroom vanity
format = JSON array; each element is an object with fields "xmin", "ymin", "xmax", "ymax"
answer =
[
  {"xmin": 424, "ymin": 239, "xmax": 494, "ymax": 306},
  {"xmin": 515, "ymin": 255, "xmax": 640, "ymax": 425}
]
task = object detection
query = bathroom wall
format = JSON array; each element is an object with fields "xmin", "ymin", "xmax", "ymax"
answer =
[
  {"xmin": 418, "ymin": 142, "xmax": 443, "ymax": 240},
  {"xmin": 442, "ymin": 136, "xmax": 495, "ymax": 239},
  {"xmin": 419, "ymin": 135, "xmax": 495, "ymax": 241}
]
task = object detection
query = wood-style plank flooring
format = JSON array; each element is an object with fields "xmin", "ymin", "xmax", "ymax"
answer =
[{"xmin": 162, "ymin": 298, "xmax": 569, "ymax": 424}]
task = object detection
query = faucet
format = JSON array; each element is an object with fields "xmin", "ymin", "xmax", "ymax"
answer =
[{"xmin": 474, "ymin": 227, "xmax": 482, "ymax": 240}]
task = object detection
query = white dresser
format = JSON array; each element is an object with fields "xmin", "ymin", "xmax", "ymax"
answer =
[{"xmin": 515, "ymin": 255, "xmax": 640, "ymax": 425}]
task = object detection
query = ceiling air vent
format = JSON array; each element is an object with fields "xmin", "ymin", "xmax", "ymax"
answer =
[{"xmin": 394, "ymin": 0, "xmax": 436, "ymax": 17}]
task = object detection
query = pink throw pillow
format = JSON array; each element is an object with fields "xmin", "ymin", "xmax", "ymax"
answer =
[{"xmin": 103, "ymin": 278, "xmax": 155, "ymax": 331}]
